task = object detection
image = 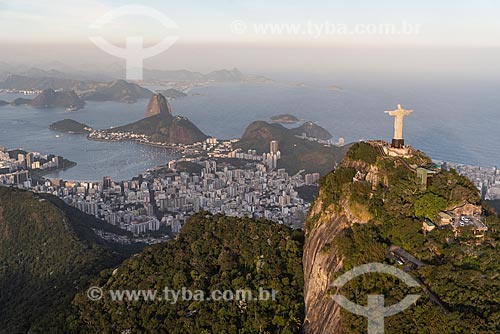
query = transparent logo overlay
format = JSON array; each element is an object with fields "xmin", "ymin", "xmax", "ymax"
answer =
[
  {"xmin": 89, "ymin": 4, "xmax": 179, "ymax": 81},
  {"xmin": 87, "ymin": 286, "xmax": 278, "ymax": 304},
  {"xmin": 330, "ymin": 263, "xmax": 421, "ymax": 334}
]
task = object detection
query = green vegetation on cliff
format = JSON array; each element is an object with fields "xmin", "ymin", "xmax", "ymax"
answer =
[
  {"xmin": 108, "ymin": 93, "xmax": 207, "ymax": 145},
  {"xmin": 345, "ymin": 142, "xmax": 378, "ymax": 164},
  {"xmin": 49, "ymin": 119, "xmax": 91, "ymax": 133},
  {"xmin": 109, "ymin": 113, "xmax": 208, "ymax": 144},
  {"xmin": 308, "ymin": 142, "xmax": 500, "ymax": 333},
  {"xmin": 70, "ymin": 212, "xmax": 304, "ymax": 333}
]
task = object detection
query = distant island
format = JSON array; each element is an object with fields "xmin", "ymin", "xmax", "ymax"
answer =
[
  {"xmin": 0, "ymin": 68, "xmax": 276, "ymax": 110},
  {"xmin": 270, "ymin": 114, "xmax": 301, "ymax": 123},
  {"xmin": 49, "ymin": 119, "xmax": 92, "ymax": 134},
  {"xmin": 3, "ymin": 80, "xmax": 150, "ymax": 109},
  {"xmin": 290, "ymin": 121, "xmax": 332, "ymax": 140},
  {"xmin": 156, "ymin": 88, "xmax": 187, "ymax": 99},
  {"xmin": 269, "ymin": 116, "xmax": 332, "ymax": 139},
  {"xmin": 0, "ymin": 73, "xmax": 89, "ymax": 91},
  {"xmin": 10, "ymin": 97, "xmax": 32, "ymax": 106},
  {"xmin": 6, "ymin": 89, "xmax": 85, "ymax": 110},
  {"xmin": 31, "ymin": 88, "xmax": 85, "ymax": 110},
  {"xmin": 0, "ymin": 68, "xmax": 273, "ymax": 92},
  {"xmin": 0, "ymin": 75, "xmax": 152, "ymax": 104},
  {"xmin": 79, "ymin": 80, "xmax": 152, "ymax": 103}
]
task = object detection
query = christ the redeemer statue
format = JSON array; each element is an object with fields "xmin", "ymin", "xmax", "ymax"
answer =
[{"xmin": 384, "ymin": 104, "xmax": 413, "ymax": 148}]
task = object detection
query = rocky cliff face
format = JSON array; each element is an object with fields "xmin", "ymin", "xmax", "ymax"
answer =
[
  {"xmin": 302, "ymin": 142, "xmax": 492, "ymax": 334},
  {"xmin": 303, "ymin": 143, "xmax": 391, "ymax": 334},
  {"xmin": 303, "ymin": 195, "xmax": 348, "ymax": 334},
  {"xmin": 145, "ymin": 93, "xmax": 172, "ymax": 118},
  {"xmin": 108, "ymin": 94, "xmax": 207, "ymax": 144}
]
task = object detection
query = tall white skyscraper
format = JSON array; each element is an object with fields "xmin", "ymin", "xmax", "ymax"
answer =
[{"xmin": 270, "ymin": 140, "xmax": 279, "ymax": 154}]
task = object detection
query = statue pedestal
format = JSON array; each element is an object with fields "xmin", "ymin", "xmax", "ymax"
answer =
[{"xmin": 392, "ymin": 138, "xmax": 404, "ymax": 148}]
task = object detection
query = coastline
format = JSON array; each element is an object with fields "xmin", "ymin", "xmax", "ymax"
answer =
[
  {"xmin": 33, "ymin": 160, "xmax": 77, "ymax": 176},
  {"xmin": 86, "ymin": 134, "xmax": 186, "ymax": 155}
]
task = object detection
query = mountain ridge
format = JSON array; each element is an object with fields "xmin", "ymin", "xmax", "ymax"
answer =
[
  {"xmin": 80, "ymin": 79, "xmax": 152, "ymax": 103},
  {"xmin": 69, "ymin": 212, "xmax": 304, "ymax": 333},
  {"xmin": 0, "ymin": 187, "xmax": 141, "ymax": 333},
  {"xmin": 236, "ymin": 120, "xmax": 348, "ymax": 174},
  {"xmin": 31, "ymin": 88, "xmax": 85, "ymax": 110},
  {"xmin": 106, "ymin": 93, "xmax": 207, "ymax": 144}
]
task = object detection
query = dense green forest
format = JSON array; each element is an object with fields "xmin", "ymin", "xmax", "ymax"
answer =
[
  {"xmin": 311, "ymin": 142, "xmax": 500, "ymax": 333},
  {"xmin": 0, "ymin": 187, "xmax": 138, "ymax": 334},
  {"xmin": 0, "ymin": 189, "xmax": 304, "ymax": 333},
  {"xmin": 70, "ymin": 212, "xmax": 305, "ymax": 333}
]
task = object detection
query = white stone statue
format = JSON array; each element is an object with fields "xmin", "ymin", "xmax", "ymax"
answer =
[{"xmin": 384, "ymin": 104, "xmax": 413, "ymax": 140}]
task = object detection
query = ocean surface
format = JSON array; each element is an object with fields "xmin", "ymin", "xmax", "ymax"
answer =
[
  {"xmin": 0, "ymin": 94, "xmax": 175, "ymax": 181},
  {"xmin": 1, "ymin": 75, "xmax": 499, "ymax": 181}
]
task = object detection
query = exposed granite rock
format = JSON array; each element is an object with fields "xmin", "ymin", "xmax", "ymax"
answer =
[
  {"xmin": 303, "ymin": 195, "xmax": 349, "ymax": 334},
  {"xmin": 145, "ymin": 93, "xmax": 172, "ymax": 118},
  {"xmin": 105, "ymin": 93, "xmax": 207, "ymax": 145}
]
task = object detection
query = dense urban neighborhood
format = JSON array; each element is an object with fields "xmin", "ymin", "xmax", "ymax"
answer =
[
  {"xmin": 0, "ymin": 139, "xmax": 318, "ymax": 243},
  {"xmin": 2, "ymin": 136, "xmax": 499, "ymax": 244}
]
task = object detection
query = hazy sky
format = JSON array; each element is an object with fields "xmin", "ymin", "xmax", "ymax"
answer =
[
  {"xmin": 1, "ymin": 0, "xmax": 499, "ymax": 75},
  {"xmin": 1, "ymin": 0, "xmax": 499, "ymax": 45}
]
